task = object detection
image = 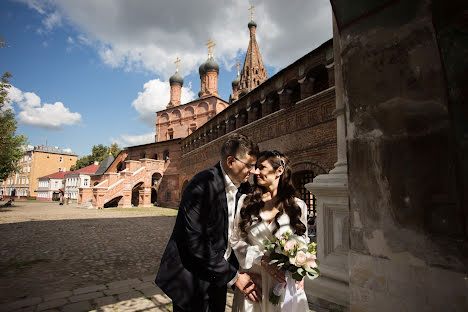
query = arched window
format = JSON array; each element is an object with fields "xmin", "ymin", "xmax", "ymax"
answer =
[
  {"xmin": 163, "ymin": 150, "xmax": 170, "ymax": 161},
  {"xmin": 153, "ymin": 153, "xmax": 158, "ymax": 160}
]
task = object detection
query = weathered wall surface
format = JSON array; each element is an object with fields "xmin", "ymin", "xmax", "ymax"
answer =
[{"xmin": 333, "ymin": 0, "xmax": 467, "ymax": 310}]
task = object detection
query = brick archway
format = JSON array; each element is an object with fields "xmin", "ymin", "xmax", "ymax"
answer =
[{"xmin": 292, "ymin": 161, "xmax": 329, "ymax": 176}]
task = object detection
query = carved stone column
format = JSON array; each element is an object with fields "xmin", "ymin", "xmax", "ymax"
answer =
[{"xmin": 304, "ymin": 13, "xmax": 349, "ymax": 309}]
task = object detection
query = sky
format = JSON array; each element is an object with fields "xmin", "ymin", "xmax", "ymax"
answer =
[{"xmin": 0, "ymin": 0, "xmax": 332, "ymax": 157}]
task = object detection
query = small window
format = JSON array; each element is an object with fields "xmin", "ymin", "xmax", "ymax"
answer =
[
  {"xmin": 59, "ymin": 157, "xmax": 63, "ymax": 163},
  {"xmin": 58, "ymin": 168, "xmax": 62, "ymax": 172},
  {"xmin": 84, "ymin": 179, "xmax": 88, "ymax": 186},
  {"xmin": 166, "ymin": 191, "xmax": 171, "ymax": 201}
]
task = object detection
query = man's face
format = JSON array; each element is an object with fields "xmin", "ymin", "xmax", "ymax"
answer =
[{"xmin": 226, "ymin": 153, "xmax": 257, "ymax": 185}]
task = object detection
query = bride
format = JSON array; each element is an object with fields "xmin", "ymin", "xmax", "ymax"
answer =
[{"xmin": 231, "ymin": 150, "xmax": 309, "ymax": 312}]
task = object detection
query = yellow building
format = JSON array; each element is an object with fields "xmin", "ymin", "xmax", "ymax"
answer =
[{"xmin": 0, "ymin": 145, "xmax": 77, "ymax": 199}]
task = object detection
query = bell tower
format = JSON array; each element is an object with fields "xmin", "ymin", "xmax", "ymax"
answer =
[{"xmin": 238, "ymin": 5, "xmax": 267, "ymax": 95}]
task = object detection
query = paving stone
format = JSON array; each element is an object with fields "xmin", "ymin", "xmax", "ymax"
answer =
[
  {"xmin": 103, "ymin": 285, "xmax": 132, "ymax": 296},
  {"xmin": 62, "ymin": 300, "xmax": 93, "ymax": 312},
  {"xmin": 94, "ymin": 295, "xmax": 117, "ymax": 307},
  {"xmin": 117, "ymin": 291, "xmax": 144, "ymax": 301},
  {"xmin": 11, "ymin": 306, "xmax": 36, "ymax": 312},
  {"xmin": 37, "ymin": 298, "xmax": 68, "ymax": 311},
  {"xmin": 69, "ymin": 291, "xmax": 104, "ymax": 303},
  {"xmin": 107, "ymin": 278, "xmax": 141, "ymax": 289},
  {"xmin": 73, "ymin": 284, "xmax": 106, "ymax": 295},
  {"xmin": 152, "ymin": 294, "xmax": 172, "ymax": 305},
  {"xmin": 0, "ymin": 297, "xmax": 42, "ymax": 311},
  {"xmin": 133, "ymin": 281, "xmax": 156, "ymax": 290},
  {"xmin": 146, "ymin": 307, "xmax": 168, "ymax": 312},
  {"xmin": 43, "ymin": 290, "xmax": 73, "ymax": 301},
  {"xmin": 141, "ymin": 274, "xmax": 156, "ymax": 282},
  {"xmin": 139, "ymin": 286, "xmax": 164, "ymax": 297},
  {"xmin": 112, "ymin": 297, "xmax": 156, "ymax": 311}
]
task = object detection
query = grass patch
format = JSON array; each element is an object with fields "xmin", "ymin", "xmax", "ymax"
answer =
[{"xmin": 165, "ymin": 303, "xmax": 173, "ymax": 311}]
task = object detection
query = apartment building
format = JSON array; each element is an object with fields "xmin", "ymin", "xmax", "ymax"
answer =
[{"xmin": 0, "ymin": 145, "xmax": 77, "ymax": 199}]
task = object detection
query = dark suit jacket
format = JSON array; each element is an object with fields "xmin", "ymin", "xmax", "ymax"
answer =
[{"xmin": 155, "ymin": 163, "xmax": 246, "ymax": 311}]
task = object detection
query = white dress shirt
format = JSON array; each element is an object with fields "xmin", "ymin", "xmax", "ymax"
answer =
[{"xmin": 219, "ymin": 162, "xmax": 240, "ymax": 286}]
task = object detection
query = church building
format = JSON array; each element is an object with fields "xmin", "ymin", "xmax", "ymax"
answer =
[{"xmin": 79, "ymin": 13, "xmax": 337, "ymax": 213}]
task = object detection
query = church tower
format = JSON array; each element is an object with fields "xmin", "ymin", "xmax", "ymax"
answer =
[
  {"xmin": 198, "ymin": 40, "xmax": 220, "ymax": 98},
  {"xmin": 167, "ymin": 57, "xmax": 184, "ymax": 108},
  {"xmin": 238, "ymin": 6, "xmax": 267, "ymax": 97}
]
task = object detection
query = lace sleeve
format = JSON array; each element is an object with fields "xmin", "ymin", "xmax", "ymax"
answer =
[
  {"xmin": 295, "ymin": 198, "xmax": 310, "ymax": 244},
  {"xmin": 230, "ymin": 195, "xmax": 264, "ymax": 269}
]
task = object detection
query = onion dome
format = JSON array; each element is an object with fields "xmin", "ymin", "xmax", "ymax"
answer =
[
  {"xmin": 199, "ymin": 62, "xmax": 206, "ymax": 76},
  {"xmin": 169, "ymin": 72, "xmax": 184, "ymax": 86},
  {"xmin": 248, "ymin": 20, "xmax": 257, "ymax": 28},
  {"xmin": 204, "ymin": 57, "xmax": 219, "ymax": 73},
  {"xmin": 232, "ymin": 76, "xmax": 240, "ymax": 88}
]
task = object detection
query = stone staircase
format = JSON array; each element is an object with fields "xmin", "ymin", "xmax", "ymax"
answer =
[{"xmin": 80, "ymin": 159, "xmax": 166, "ymax": 208}]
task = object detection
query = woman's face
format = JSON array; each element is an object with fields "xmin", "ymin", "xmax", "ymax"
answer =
[{"xmin": 254, "ymin": 157, "xmax": 282, "ymax": 188}]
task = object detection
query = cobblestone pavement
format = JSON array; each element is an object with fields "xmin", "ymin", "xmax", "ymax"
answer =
[
  {"xmin": 0, "ymin": 200, "xmax": 177, "ymax": 305},
  {"xmin": 0, "ymin": 200, "xmax": 325, "ymax": 312}
]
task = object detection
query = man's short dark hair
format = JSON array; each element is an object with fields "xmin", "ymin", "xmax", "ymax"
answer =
[{"xmin": 220, "ymin": 133, "xmax": 259, "ymax": 160}]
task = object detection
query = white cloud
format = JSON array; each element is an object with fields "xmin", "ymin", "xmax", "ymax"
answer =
[
  {"xmin": 42, "ymin": 11, "xmax": 62, "ymax": 31},
  {"xmin": 6, "ymin": 86, "xmax": 82, "ymax": 130},
  {"xmin": 132, "ymin": 79, "xmax": 195, "ymax": 127},
  {"xmin": 111, "ymin": 132, "xmax": 156, "ymax": 147},
  {"xmin": 18, "ymin": 0, "xmax": 332, "ymax": 78}
]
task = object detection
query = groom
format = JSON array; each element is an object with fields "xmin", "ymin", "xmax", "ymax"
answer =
[{"xmin": 156, "ymin": 133, "xmax": 261, "ymax": 312}]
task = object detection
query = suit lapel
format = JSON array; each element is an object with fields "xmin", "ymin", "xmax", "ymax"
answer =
[{"xmin": 214, "ymin": 163, "xmax": 229, "ymax": 243}]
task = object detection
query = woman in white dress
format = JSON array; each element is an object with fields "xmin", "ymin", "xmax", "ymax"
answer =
[{"xmin": 231, "ymin": 150, "xmax": 309, "ymax": 312}]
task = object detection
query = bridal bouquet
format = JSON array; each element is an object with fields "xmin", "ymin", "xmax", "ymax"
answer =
[{"xmin": 263, "ymin": 231, "xmax": 320, "ymax": 305}]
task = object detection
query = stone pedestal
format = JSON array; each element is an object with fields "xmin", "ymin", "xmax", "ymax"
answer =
[{"xmin": 305, "ymin": 165, "xmax": 349, "ymax": 308}]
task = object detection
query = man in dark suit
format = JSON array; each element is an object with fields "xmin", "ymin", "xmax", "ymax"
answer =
[{"xmin": 156, "ymin": 133, "xmax": 260, "ymax": 312}]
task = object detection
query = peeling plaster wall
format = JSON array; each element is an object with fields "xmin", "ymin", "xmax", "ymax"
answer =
[{"xmin": 334, "ymin": 0, "xmax": 467, "ymax": 311}]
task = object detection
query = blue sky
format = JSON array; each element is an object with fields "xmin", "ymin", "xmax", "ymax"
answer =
[{"xmin": 1, "ymin": 0, "xmax": 332, "ymax": 157}]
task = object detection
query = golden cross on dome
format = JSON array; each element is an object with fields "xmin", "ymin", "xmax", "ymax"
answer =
[
  {"xmin": 206, "ymin": 39, "xmax": 216, "ymax": 58},
  {"xmin": 235, "ymin": 60, "xmax": 242, "ymax": 76},
  {"xmin": 249, "ymin": 5, "xmax": 255, "ymax": 21},
  {"xmin": 174, "ymin": 57, "xmax": 181, "ymax": 73}
]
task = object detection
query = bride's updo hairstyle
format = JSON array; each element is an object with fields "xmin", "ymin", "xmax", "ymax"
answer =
[{"xmin": 239, "ymin": 150, "xmax": 306, "ymax": 237}]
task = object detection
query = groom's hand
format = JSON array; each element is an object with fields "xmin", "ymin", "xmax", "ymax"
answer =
[{"xmin": 235, "ymin": 272, "xmax": 262, "ymax": 303}]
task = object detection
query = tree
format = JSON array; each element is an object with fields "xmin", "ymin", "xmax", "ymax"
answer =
[
  {"xmin": 0, "ymin": 72, "xmax": 28, "ymax": 180},
  {"xmin": 70, "ymin": 143, "xmax": 121, "ymax": 171}
]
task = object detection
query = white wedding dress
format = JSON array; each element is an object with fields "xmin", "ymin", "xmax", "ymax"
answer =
[{"xmin": 230, "ymin": 195, "xmax": 310, "ymax": 312}]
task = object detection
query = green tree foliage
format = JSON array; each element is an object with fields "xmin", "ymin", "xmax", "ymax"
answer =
[
  {"xmin": 0, "ymin": 72, "xmax": 28, "ymax": 180},
  {"xmin": 71, "ymin": 143, "xmax": 121, "ymax": 171}
]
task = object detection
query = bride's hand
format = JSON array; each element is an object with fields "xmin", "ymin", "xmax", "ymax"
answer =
[
  {"xmin": 296, "ymin": 279, "xmax": 304, "ymax": 290},
  {"xmin": 261, "ymin": 256, "xmax": 285, "ymax": 284}
]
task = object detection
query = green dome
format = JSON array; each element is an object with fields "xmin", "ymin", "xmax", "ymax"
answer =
[
  {"xmin": 204, "ymin": 57, "xmax": 219, "ymax": 73},
  {"xmin": 248, "ymin": 20, "xmax": 257, "ymax": 28},
  {"xmin": 169, "ymin": 72, "xmax": 184, "ymax": 86}
]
